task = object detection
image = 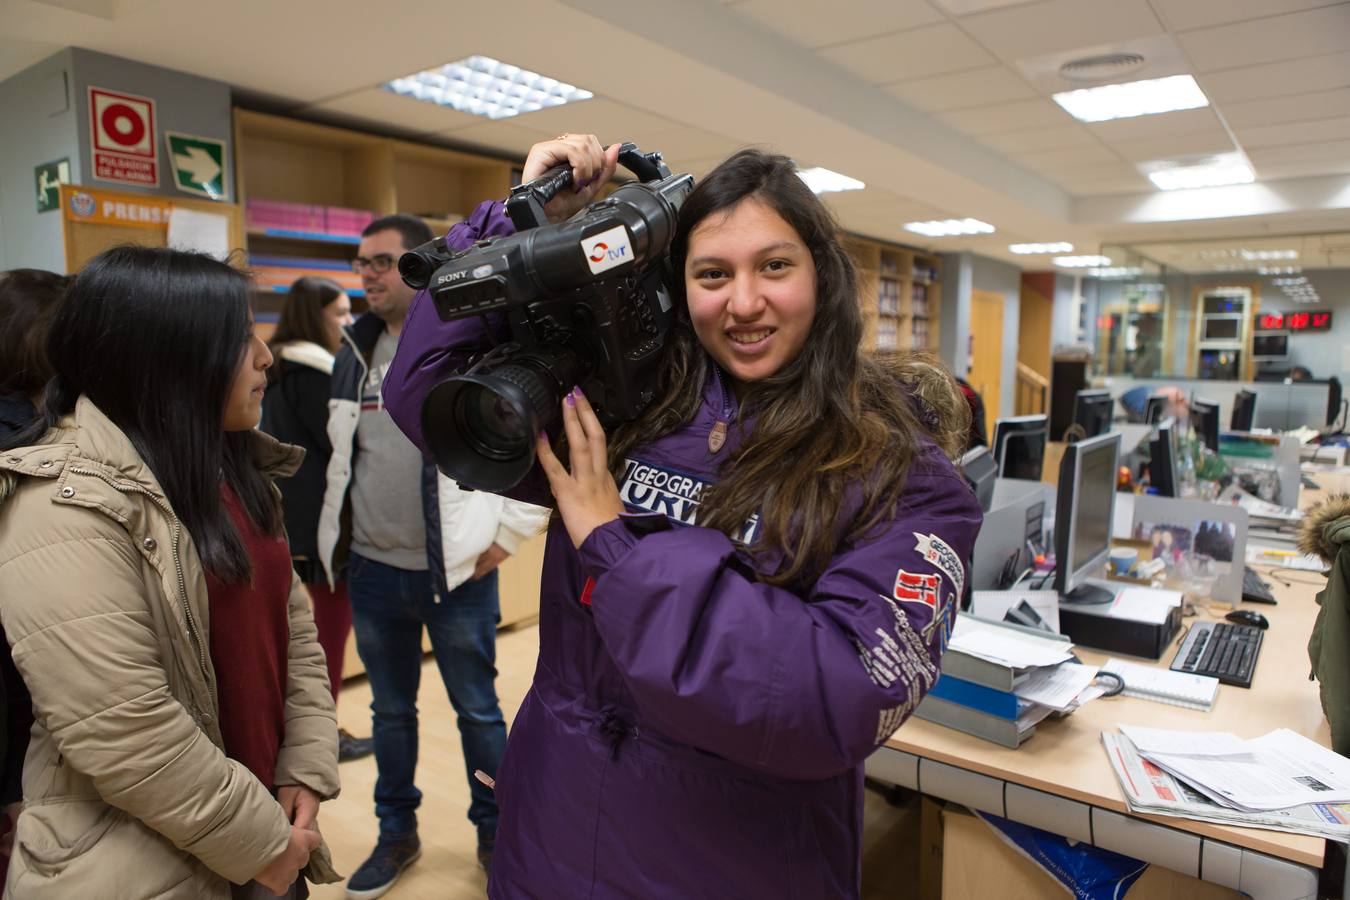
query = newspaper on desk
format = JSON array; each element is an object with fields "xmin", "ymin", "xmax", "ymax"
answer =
[{"xmin": 1103, "ymin": 731, "xmax": 1350, "ymax": 842}]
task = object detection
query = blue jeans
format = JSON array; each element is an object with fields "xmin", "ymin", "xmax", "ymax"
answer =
[{"xmin": 347, "ymin": 553, "xmax": 506, "ymax": 843}]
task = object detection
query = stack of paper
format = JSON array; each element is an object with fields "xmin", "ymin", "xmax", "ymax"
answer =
[
  {"xmin": 1220, "ymin": 485, "xmax": 1304, "ymax": 546},
  {"xmin": 916, "ymin": 616, "xmax": 1106, "ymax": 748},
  {"xmin": 1102, "ymin": 726, "xmax": 1350, "ymax": 841}
]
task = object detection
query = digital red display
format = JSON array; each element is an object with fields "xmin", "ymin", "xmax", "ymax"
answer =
[
  {"xmin": 1288, "ymin": 312, "xmax": 1311, "ymax": 331},
  {"xmin": 1256, "ymin": 312, "xmax": 1284, "ymax": 330},
  {"xmin": 1286, "ymin": 311, "xmax": 1334, "ymax": 332}
]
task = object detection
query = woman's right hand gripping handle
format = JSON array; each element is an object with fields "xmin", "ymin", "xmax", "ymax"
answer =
[{"xmin": 253, "ymin": 824, "xmax": 321, "ymax": 896}]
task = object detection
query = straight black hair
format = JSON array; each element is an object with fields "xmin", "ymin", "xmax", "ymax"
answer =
[{"xmin": 3, "ymin": 245, "xmax": 281, "ymax": 583}]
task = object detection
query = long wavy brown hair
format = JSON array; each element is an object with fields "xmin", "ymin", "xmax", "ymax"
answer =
[{"xmin": 608, "ymin": 149, "xmax": 969, "ymax": 590}]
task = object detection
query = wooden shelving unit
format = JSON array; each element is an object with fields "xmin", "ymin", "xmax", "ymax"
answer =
[
  {"xmin": 847, "ymin": 236, "xmax": 942, "ymax": 355},
  {"xmin": 233, "ymin": 108, "xmax": 512, "ymax": 333}
]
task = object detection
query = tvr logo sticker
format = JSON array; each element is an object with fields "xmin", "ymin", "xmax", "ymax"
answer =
[{"xmin": 582, "ymin": 225, "xmax": 633, "ymax": 275}]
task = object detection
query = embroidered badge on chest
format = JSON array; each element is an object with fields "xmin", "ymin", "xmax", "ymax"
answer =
[{"xmin": 618, "ymin": 457, "xmax": 760, "ymax": 542}]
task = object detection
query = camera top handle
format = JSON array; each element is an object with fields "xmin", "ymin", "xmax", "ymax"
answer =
[{"xmin": 504, "ymin": 141, "xmax": 672, "ymax": 232}]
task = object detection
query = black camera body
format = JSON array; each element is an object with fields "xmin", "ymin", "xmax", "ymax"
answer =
[{"xmin": 399, "ymin": 144, "xmax": 693, "ymax": 491}]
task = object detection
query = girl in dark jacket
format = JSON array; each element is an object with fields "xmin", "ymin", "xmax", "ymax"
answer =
[{"xmin": 259, "ymin": 277, "xmax": 371, "ymax": 762}]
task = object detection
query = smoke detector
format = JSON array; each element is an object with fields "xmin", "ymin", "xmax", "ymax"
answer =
[{"xmin": 1059, "ymin": 53, "xmax": 1148, "ymax": 83}]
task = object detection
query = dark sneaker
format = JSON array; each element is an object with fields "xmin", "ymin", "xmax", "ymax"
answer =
[
  {"xmin": 346, "ymin": 834, "xmax": 421, "ymax": 899},
  {"xmin": 476, "ymin": 838, "xmax": 494, "ymax": 874},
  {"xmin": 338, "ymin": 728, "xmax": 375, "ymax": 763}
]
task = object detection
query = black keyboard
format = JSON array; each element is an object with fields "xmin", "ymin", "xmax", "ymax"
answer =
[
  {"xmin": 1242, "ymin": 566, "xmax": 1278, "ymax": 605},
  {"xmin": 1170, "ymin": 621, "xmax": 1264, "ymax": 688}
]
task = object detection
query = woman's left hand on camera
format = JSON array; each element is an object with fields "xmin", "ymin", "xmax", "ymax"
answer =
[
  {"xmin": 522, "ymin": 133, "xmax": 620, "ymax": 224},
  {"xmin": 536, "ymin": 387, "xmax": 625, "ymax": 548}
]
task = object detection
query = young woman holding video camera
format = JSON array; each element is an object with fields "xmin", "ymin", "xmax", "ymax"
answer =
[{"xmin": 383, "ymin": 134, "xmax": 982, "ymax": 899}]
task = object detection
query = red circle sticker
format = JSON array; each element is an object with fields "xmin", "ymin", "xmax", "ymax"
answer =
[{"xmin": 101, "ymin": 102, "xmax": 146, "ymax": 147}]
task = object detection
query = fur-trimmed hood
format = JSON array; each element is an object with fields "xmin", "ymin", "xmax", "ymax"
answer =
[{"xmin": 1298, "ymin": 493, "xmax": 1350, "ymax": 564}]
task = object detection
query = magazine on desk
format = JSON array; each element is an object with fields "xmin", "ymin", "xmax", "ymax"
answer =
[{"xmin": 1102, "ymin": 732, "xmax": 1350, "ymax": 842}]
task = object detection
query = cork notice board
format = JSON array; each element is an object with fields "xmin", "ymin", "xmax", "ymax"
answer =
[{"xmin": 59, "ymin": 183, "xmax": 244, "ymax": 273}]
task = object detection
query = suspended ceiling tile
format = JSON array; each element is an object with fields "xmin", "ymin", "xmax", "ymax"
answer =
[
  {"xmin": 1109, "ymin": 130, "xmax": 1237, "ymax": 162},
  {"xmin": 1011, "ymin": 143, "xmax": 1124, "ymax": 169},
  {"xmin": 885, "ymin": 65, "xmax": 1038, "ymax": 112},
  {"xmin": 1251, "ymin": 158, "xmax": 1350, "ymax": 183},
  {"xmin": 628, "ymin": 126, "xmax": 747, "ymax": 162},
  {"xmin": 980, "ymin": 124, "xmax": 1101, "ymax": 153},
  {"xmin": 1197, "ymin": 51, "xmax": 1350, "ymax": 104},
  {"xmin": 957, "ymin": 0, "xmax": 1164, "ymax": 61},
  {"xmin": 1086, "ymin": 107, "xmax": 1226, "ymax": 143},
  {"xmin": 1223, "ymin": 87, "xmax": 1350, "ymax": 127},
  {"xmin": 816, "ymin": 23, "xmax": 996, "ymax": 84},
  {"xmin": 1151, "ymin": 0, "xmax": 1342, "ymax": 31},
  {"xmin": 1235, "ymin": 116, "xmax": 1350, "ymax": 150},
  {"xmin": 731, "ymin": 0, "xmax": 946, "ymax": 49},
  {"xmin": 303, "ymin": 88, "xmax": 483, "ymax": 135},
  {"xmin": 1177, "ymin": 5, "xmax": 1350, "ymax": 72},
  {"xmin": 1247, "ymin": 139, "xmax": 1350, "ymax": 167},
  {"xmin": 436, "ymin": 120, "xmax": 544, "ymax": 158},
  {"xmin": 497, "ymin": 98, "xmax": 680, "ymax": 143},
  {"xmin": 938, "ymin": 98, "xmax": 1076, "ymax": 136}
]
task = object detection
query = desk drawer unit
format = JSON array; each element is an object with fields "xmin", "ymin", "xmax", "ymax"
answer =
[{"xmin": 864, "ymin": 749, "xmax": 1321, "ymax": 900}]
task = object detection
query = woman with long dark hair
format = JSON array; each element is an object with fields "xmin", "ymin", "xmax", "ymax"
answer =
[
  {"xmin": 0, "ymin": 247, "xmax": 339, "ymax": 899},
  {"xmin": 260, "ymin": 277, "xmax": 371, "ymax": 763},
  {"xmin": 381, "ymin": 136, "xmax": 982, "ymax": 898}
]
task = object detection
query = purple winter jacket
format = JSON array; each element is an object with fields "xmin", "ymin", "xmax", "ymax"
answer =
[{"xmin": 383, "ymin": 201, "xmax": 983, "ymax": 899}]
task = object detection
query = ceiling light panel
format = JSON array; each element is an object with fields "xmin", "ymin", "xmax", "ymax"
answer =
[
  {"xmin": 796, "ymin": 167, "xmax": 865, "ymax": 194},
  {"xmin": 904, "ymin": 218, "xmax": 996, "ymax": 237},
  {"xmin": 1054, "ymin": 255, "xmax": 1112, "ymax": 267},
  {"xmin": 382, "ymin": 56, "xmax": 593, "ymax": 121},
  {"xmin": 1052, "ymin": 74, "xmax": 1209, "ymax": 123},
  {"xmin": 1143, "ymin": 154, "xmax": 1255, "ymax": 191},
  {"xmin": 1009, "ymin": 242, "xmax": 1074, "ymax": 254}
]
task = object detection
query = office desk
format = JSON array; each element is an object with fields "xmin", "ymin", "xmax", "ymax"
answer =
[{"xmin": 870, "ymin": 471, "xmax": 1348, "ymax": 898}]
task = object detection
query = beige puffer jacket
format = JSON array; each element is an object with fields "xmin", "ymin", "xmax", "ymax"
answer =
[{"xmin": 0, "ymin": 397, "xmax": 341, "ymax": 899}]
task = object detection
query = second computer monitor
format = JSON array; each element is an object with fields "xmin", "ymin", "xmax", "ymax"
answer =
[
  {"xmin": 1072, "ymin": 389, "xmax": 1114, "ymax": 441},
  {"xmin": 992, "ymin": 414, "xmax": 1048, "ymax": 481},
  {"xmin": 1148, "ymin": 417, "xmax": 1179, "ymax": 497},
  {"xmin": 1230, "ymin": 389, "xmax": 1257, "ymax": 432},
  {"xmin": 1144, "ymin": 394, "xmax": 1168, "ymax": 425},
  {"xmin": 1054, "ymin": 431, "xmax": 1121, "ymax": 605},
  {"xmin": 1192, "ymin": 397, "xmax": 1221, "ymax": 452}
]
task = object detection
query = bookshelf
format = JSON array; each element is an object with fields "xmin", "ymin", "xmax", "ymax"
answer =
[
  {"xmin": 233, "ymin": 108, "xmax": 513, "ymax": 337},
  {"xmin": 848, "ymin": 236, "xmax": 942, "ymax": 355}
]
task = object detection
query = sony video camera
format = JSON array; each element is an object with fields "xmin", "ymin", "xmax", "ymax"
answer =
[{"xmin": 399, "ymin": 143, "xmax": 694, "ymax": 492}]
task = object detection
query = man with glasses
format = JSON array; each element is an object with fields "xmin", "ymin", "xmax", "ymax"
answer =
[{"xmin": 318, "ymin": 214, "xmax": 548, "ymax": 898}]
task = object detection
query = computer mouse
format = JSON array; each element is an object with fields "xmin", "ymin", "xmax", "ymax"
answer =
[{"xmin": 1225, "ymin": 609, "xmax": 1269, "ymax": 630}]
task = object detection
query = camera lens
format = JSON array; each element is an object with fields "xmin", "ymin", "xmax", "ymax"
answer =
[{"xmin": 455, "ymin": 384, "xmax": 531, "ymax": 460}]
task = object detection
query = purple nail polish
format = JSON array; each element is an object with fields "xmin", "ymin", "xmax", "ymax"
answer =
[
  {"xmin": 538, "ymin": 430, "xmax": 547, "ymax": 441},
  {"xmin": 565, "ymin": 393, "xmax": 575, "ymax": 407},
  {"xmin": 572, "ymin": 385, "xmax": 583, "ymax": 398}
]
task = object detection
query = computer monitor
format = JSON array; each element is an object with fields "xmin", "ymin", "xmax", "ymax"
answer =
[
  {"xmin": 1053, "ymin": 432, "xmax": 1121, "ymax": 605},
  {"xmin": 1230, "ymin": 389, "xmax": 1257, "ymax": 432},
  {"xmin": 1072, "ymin": 389, "xmax": 1113, "ymax": 441},
  {"xmin": 1192, "ymin": 398, "xmax": 1220, "ymax": 452},
  {"xmin": 1143, "ymin": 394, "xmax": 1168, "ymax": 425},
  {"xmin": 1328, "ymin": 376, "xmax": 1344, "ymax": 430},
  {"xmin": 1148, "ymin": 417, "xmax": 1179, "ymax": 498},
  {"xmin": 991, "ymin": 415, "xmax": 1048, "ymax": 481},
  {"xmin": 1252, "ymin": 332, "xmax": 1288, "ymax": 360},
  {"xmin": 959, "ymin": 446, "xmax": 998, "ymax": 513}
]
